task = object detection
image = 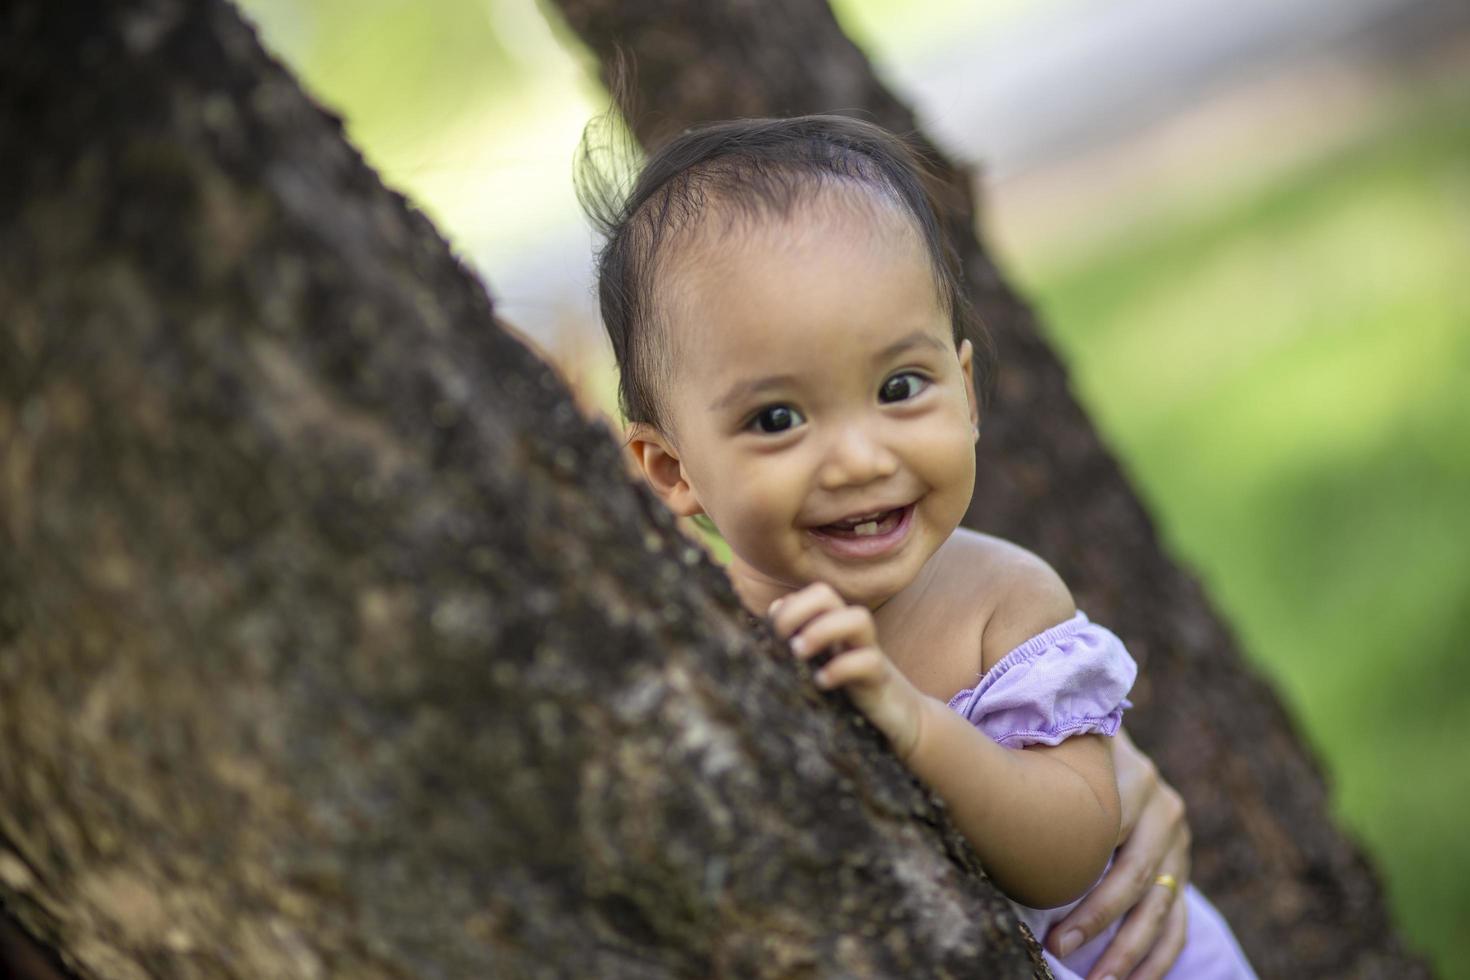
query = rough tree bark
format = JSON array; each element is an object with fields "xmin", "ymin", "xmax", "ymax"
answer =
[
  {"xmin": 543, "ymin": 1, "xmax": 1432, "ymax": 977},
  {"xmin": 0, "ymin": 0, "xmax": 1065, "ymax": 977}
]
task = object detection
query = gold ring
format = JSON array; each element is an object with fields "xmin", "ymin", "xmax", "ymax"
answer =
[{"xmin": 1153, "ymin": 873, "xmax": 1179, "ymax": 895}]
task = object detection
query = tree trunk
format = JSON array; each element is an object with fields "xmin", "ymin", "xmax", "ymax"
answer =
[
  {"xmin": 542, "ymin": 1, "xmax": 1432, "ymax": 977},
  {"xmin": 0, "ymin": 0, "xmax": 1061, "ymax": 976}
]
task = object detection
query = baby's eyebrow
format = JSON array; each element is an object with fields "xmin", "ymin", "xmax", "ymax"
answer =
[
  {"xmin": 708, "ymin": 331, "xmax": 949, "ymax": 411},
  {"xmin": 709, "ymin": 374, "xmax": 798, "ymax": 412},
  {"xmin": 874, "ymin": 330, "xmax": 949, "ymax": 363}
]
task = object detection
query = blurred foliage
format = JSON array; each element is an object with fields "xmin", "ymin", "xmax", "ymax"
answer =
[
  {"xmin": 1016, "ymin": 89, "xmax": 1470, "ymax": 975},
  {"xmin": 235, "ymin": 0, "xmax": 1040, "ymax": 260},
  {"xmin": 239, "ymin": 0, "xmax": 604, "ymax": 258},
  {"xmin": 243, "ymin": 0, "xmax": 519, "ymax": 159},
  {"xmin": 831, "ymin": 0, "xmax": 1054, "ymax": 52}
]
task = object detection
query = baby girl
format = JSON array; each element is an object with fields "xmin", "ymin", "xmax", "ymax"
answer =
[{"xmin": 581, "ymin": 114, "xmax": 1256, "ymax": 979}]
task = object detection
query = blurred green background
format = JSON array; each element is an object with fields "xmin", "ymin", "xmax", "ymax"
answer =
[{"xmin": 238, "ymin": 0, "xmax": 1470, "ymax": 972}]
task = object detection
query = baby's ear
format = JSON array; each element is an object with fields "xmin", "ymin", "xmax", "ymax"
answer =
[
  {"xmin": 957, "ymin": 339, "xmax": 980, "ymax": 434},
  {"xmin": 626, "ymin": 424, "xmax": 704, "ymax": 518}
]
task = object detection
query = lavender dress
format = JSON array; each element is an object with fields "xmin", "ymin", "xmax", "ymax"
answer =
[{"xmin": 946, "ymin": 613, "xmax": 1258, "ymax": 979}]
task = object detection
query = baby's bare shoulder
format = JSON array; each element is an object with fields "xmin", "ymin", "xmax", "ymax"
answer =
[
  {"xmin": 933, "ymin": 529, "xmax": 1063, "ymax": 592},
  {"xmin": 936, "ymin": 530, "xmax": 1077, "ymax": 672}
]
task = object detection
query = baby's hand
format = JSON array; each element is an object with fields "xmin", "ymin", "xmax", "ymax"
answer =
[{"xmin": 770, "ymin": 583, "xmax": 925, "ymax": 759}]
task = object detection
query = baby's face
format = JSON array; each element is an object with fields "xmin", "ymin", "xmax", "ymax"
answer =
[{"xmin": 643, "ymin": 199, "xmax": 978, "ymax": 611}]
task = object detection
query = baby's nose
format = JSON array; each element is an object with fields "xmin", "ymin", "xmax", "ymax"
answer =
[{"xmin": 817, "ymin": 425, "xmax": 899, "ymax": 490}]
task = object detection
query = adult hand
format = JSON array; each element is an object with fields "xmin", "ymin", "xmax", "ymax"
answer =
[{"xmin": 1046, "ymin": 727, "xmax": 1190, "ymax": 979}]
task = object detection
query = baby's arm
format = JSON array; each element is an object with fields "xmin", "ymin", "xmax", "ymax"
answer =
[
  {"xmin": 772, "ymin": 574, "xmax": 1120, "ymax": 910},
  {"xmin": 906, "ymin": 686, "xmax": 1119, "ymax": 909}
]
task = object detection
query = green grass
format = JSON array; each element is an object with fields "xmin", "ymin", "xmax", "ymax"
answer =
[{"xmin": 1012, "ymin": 93, "xmax": 1470, "ymax": 975}]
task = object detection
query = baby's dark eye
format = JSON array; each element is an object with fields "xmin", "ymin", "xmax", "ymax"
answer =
[
  {"xmin": 749, "ymin": 404, "xmax": 805, "ymax": 434},
  {"xmin": 879, "ymin": 372, "xmax": 928, "ymax": 403}
]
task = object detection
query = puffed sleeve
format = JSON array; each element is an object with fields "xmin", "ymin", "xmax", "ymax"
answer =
[{"xmin": 945, "ymin": 613, "xmax": 1137, "ymax": 748}]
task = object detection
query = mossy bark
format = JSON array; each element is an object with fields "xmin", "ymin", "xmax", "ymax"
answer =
[
  {"xmin": 0, "ymin": 0, "xmax": 1056, "ymax": 977},
  {"xmin": 542, "ymin": 0, "xmax": 1432, "ymax": 976}
]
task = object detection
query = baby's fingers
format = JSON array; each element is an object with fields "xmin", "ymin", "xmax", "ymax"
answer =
[
  {"xmin": 790, "ymin": 606, "xmax": 877, "ymax": 660},
  {"xmin": 812, "ymin": 646, "xmax": 886, "ymax": 690},
  {"xmin": 769, "ymin": 583, "xmax": 844, "ymax": 639}
]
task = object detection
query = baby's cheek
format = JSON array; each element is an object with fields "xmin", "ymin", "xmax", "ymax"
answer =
[
  {"xmin": 723, "ymin": 491, "xmax": 796, "ymax": 561},
  {"xmin": 734, "ymin": 488, "xmax": 792, "ymax": 540},
  {"xmin": 931, "ymin": 425, "xmax": 977, "ymax": 499}
]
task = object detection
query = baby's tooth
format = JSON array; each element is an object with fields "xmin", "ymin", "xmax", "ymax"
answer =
[{"xmin": 854, "ymin": 521, "xmax": 878, "ymax": 536}]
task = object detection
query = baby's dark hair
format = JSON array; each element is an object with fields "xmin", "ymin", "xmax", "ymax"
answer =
[{"xmin": 577, "ymin": 113, "xmax": 990, "ymax": 431}]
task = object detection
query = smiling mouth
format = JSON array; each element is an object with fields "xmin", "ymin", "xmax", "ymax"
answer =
[
  {"xmin": 807, "ymin": 503, "xmax": 915, "ymax": 559},
  {"xmin": 816, "ymin": 506, "xmax": 906, "ymax": 538}
]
